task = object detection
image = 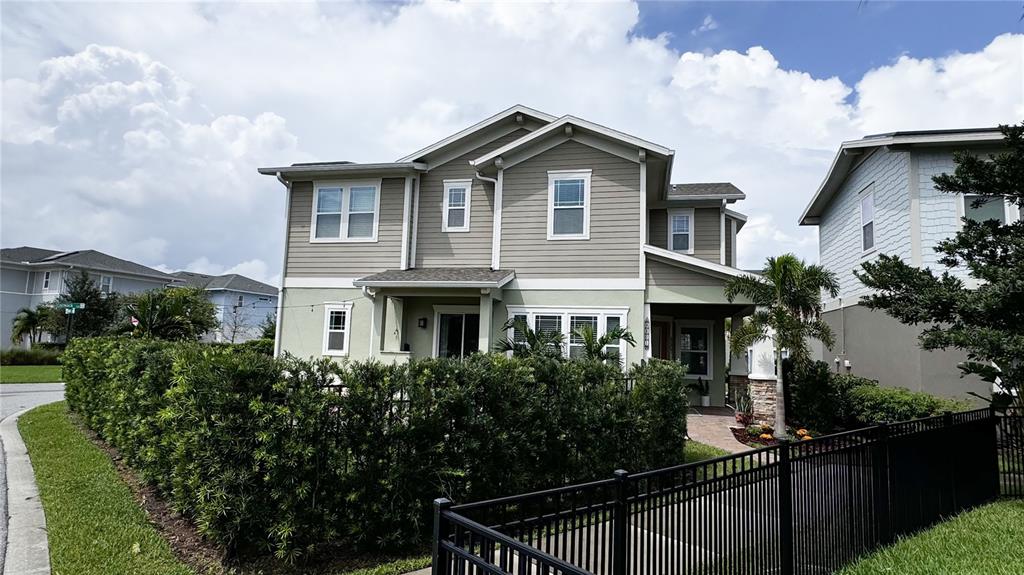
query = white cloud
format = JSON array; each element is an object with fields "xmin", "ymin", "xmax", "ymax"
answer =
[
  {"xmin": 1, "ymin": 3, "xmax": 1021, "ymax": 277},
  {"xmin": 691, "ymin": 15, "xmax": 719, "ymax": 36}
]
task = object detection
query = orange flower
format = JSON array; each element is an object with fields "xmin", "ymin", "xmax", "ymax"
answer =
[
  {"xmin": 801, "ymin": 435, "xmax": 813, "ymax": 441},
  {"xmin": 797, "ymin": 428, "xmax": 809, "ymax": 436},
  {"xmin": 759, "ymin": 433, "xmax": 773, "ymax": 440}
]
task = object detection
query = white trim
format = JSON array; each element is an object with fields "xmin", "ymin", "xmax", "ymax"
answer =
[
  {"xmin": 719, "ymin": 203, "xmax": 726, "ymax": 265},
  {"xmin": 471, "ymin": 115, "xmax": 673, "ymax": 168},
  {"xmin": 676, "ymin": 319, "xmax": 713, "ymax": 380},
  {"xmin": 723, "ymin": 208, "xmax": 748, "ymax": 222},
  {"xmin": 274, "ymin": 178, "xmax": 292, "ymax": 357},
  {"xmin": 99, "ymin": 274, "xmax": 113, "ymax": 294},
  {"xmin": 322, "ymin": 302, "xmax": 353, "ymax": 357},
  {"xmin": 401, "ymin": 176, "xmax": 413, "ymax": 269},
  {"xmin": 432, "ymin": 304, "xmax": 482, "ymax": 358},
  {"xmin": 666, "ymin": 208, "xmax": 695, "ymax": 255},
  {"xmin": 860, "ymin": 185, "xmax": 875, "ymax": 253},
  {"xmin": 310, "ymin": 179, "xmax": 382, "ymax": 243},
  {"xmin": 639, "ymin": 156, "xmax": 647, "ymax": 281},
  {"xmin": 730, "ymin": 219, "xmax": 738, "ymax": 268},
  {"xmin": 547, "ymin": 169, "xmax": 592, "ymax": 240},
  {"xmin": 960, "ymin": 193, "xmax": 1018, "ymax": 228},
  {"xmin": 506, "ymin": 278, "xmax": 645, "ymax": 291},
  {"xmin": 42, "ymin": 271, "xmax": 51, "ymax": 291},
  {"xmin": 411, "ymin": 174, "xmax": 421, "ymax": 266},
  {"xmin": 491, "ymin": 169, "xmax": 504, "ymax": 269},
  {"xmin": 396, "ymin": 105, "xmax": 557, "ymax": 163},
  {"xmin": 501, "ymin": 135, "xmax": 570, "ymax": 170},
  {"xmin": 283, "ymin": 277, "xmax": 359, "ymax": 289},
  {"xmin": 643, "ymin": 244, "xmax": 753, "ymax": 278},
  {"xmin": 442, "ymin": 179, "xmax": 472, "ymax": 232}
]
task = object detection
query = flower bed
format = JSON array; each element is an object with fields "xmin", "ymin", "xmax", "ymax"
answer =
[{"xmin": 730, "ymin": 424, "xmax": 816, "ymax": 447}]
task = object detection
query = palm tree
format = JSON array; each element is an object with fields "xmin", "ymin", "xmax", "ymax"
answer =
[
  {"xmin": 120, "ymin": 287, "xmax": 218, "ymax": 341},
  {"xmin": 10, "ymin": 307, "xmax": 48, "ymax": 346},
  {"xmin": 571, "ymin": 324, "xmax": 636, "ymax": 363},
  {"xmin": 493, "ymin": 318, "xmax": 566, "ymax": 359},
  {"xmin": 725, "ymin": 254, "xmax": 839, "ymax": 434}
]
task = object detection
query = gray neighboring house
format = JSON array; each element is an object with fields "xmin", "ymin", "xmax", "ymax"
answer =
[
  {"xmin": 1, "ymin": 246, "xmax": 176, "ymax": 348},
  {"xmin": 799, "ymin": 127, "xmax": 1018, "ymax": 401},
  {"xmin": 170, "ymin": 271, "xmax": 278, "ymax": 343}
]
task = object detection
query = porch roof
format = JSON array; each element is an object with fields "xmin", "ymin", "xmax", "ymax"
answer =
[{"xmin": 353, "ymin": 268, "xmax": 515, "ymax": 289}]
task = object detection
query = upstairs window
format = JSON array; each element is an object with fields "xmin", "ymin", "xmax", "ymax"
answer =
[
  {"xmin": 443, "ymin": 180, "xmax": 471, "ymax": 232},
  {"xmin": 235, "ymin": 295, "xmax": 244, "ymax": 308},
  {"xmin": 548, "ymin": 170, "xmax": 591, "ymax": 240},
  {"xmin": 42, "ymin": 271, "xmax": 51, "ymax": 290},
  {"xmin": 668, "ymin": 208, "xmax": 694, "ymax": 254},
  {"xmin": 964, "ymin": 194, "xmax": 1007, "ymax": 225},
  {"xmin": 100, "ymin": 275, "xmax": 112, "ymax": 294},
  {"xmin": 860, "ymin": 191, "xmax": 875, "ymax": 252},
  {"xmin": 312, "ymin": 181, "xmax": 380, "ymax": 242}
]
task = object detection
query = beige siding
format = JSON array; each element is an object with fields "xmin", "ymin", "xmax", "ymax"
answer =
[
  {"xmin": 646, "ymin": 259, "xmax": 725, "ymax": 287},
  {"xmin": 501, "ymin": 141, "xmax": 641, "ymax": 278},
  {"xmin": 692, "ymin": 208, "xmax": 721, "ymax": 263},
  {"xmin": 415, "ymin": 130, "xmax": 530, "ymax": 268},
  {"xmin": 648, "ymin": 209, "xmax": 667, "ymax": 249},
  {"xmin": 725, "ymin": 217, "xmax": 734, "ymax": 266},
  {"xmin": 285, "ymin": 179, "xmax": 405, "ymax": 277}
]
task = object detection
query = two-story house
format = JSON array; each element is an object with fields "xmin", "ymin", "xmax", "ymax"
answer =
[
  {"xmin": 1, "ymin": 246, "xmax": 176, "ymax": 348},
  {"xmin": 799, "ymin": 127, "xmax": 1018, "ymax": 400},
  {"xmin": 170, "ymin": 271, "xmax": 278, "ymax": 343},
  {"xmin": 260, "ymin": 105, "xmax": 755, "ymax": 405}
]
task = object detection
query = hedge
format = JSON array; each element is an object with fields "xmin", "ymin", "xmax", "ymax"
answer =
[
  {"xmin": 63, "ymin": 337, "xmax": 689, "ymax": 560},
  {"xmin": 0, "ymin": 348, "xmax": 62, "ymax": 365},
  {"xmin": 848, "ymin": 384, "xmax": 971, "ymax": 424}
]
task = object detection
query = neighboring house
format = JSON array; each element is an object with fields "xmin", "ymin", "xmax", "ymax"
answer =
[
  {"xmin": 799, "ymin": 127, "xmax": 1018, "ymax": 400},
  {"xmin": 0, "ymin": 246, "xmax": 176, "ymax": 348},
  {"xmin": 170, "ymin": 271, "xmax": 278, "ymax": 343},
  {"xmin": 260, "ymin": 105, "xmax": 756, "ymax": 406}
]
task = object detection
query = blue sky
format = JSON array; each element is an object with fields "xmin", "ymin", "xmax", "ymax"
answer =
[
  {"xmin": 639, "ymin": 2, "xmax": 1021, "ymax": 86},
  {"xmin": 2, "ymin": 2, "xmax": 1021, "ymax": 283}
]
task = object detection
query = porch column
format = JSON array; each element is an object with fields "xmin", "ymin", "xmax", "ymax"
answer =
[
  {"xmin": 478, "ymin": 290, "xmax": 493, "ymax": 354},
  {"xmin": 369, "ymin": 292, "xmax": 385, "ymax": 357}
]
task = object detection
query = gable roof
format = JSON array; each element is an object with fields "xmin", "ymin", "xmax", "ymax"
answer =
[
  {"xmin": 643, "ymin": 244, "xmax": 754, "ymax": 280},
  {"xmin": 799, "ymin": 127, "xmax": 1004, "ymax": 225},
  {"xmin": 396, "ymin": 105, "xmax": 557, "ymax": 163},
  {"xmin": 470, "ymin": 115, "xmax": 674, "ymax": 170},
  {"xmin": 171, "ymin": 271, "xmax": 278, "ymax": 295},
  {"xmin": 668, "ymin": 183, "xmax": 746, "ymax": 201},
  {"xmin": 0, "ymin": 246, "xmax": 175, "ymax": 281}
]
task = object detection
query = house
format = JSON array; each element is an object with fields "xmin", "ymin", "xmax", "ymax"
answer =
[
  {"xmin": 170, "ymin": 271, "xmax": 278, "ymax": 343},
  {"xmin": 259, "ymin": 105, "xmax": 755, "ymax": 406},
  {"xmin": 1, "ymin": 246, "xmax": 176, "ymax": 348},
  {"xmin": 799, "ymin": 127, "xmax": 1018, "ymax": 400}
]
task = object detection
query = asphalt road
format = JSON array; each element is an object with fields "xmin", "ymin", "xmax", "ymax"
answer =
[{"xmin": 0, "ymin": 382, "xmax": 65, "ymax": 574}]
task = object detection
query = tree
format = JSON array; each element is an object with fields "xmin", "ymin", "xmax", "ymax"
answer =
[
  {"xmin": 10, "ymin": 307, "xmax": 51, "ymax": 346},
  {"xmin": 856, "ymin": 124, "xmax": 1024, "ymax": 412},
  {"xmin": 493, "ymin": 318, "xmax": 565, "ymax": 359},
  {"xmin": 259, "ymin": 313, "xmax": 277, "ymax": 340},
  {"xmin": 120, "ymin": 287, "xmax": 218, "ymax": 341},
  {"xmin": 725, "ymin": 254, "xmax": 839, "ymax": 432},
  {"xmin": 220, "ymin": 300, "xmax": 253, "ymax": 343},
  {"xmin": 570, "ymin": 324, "xmax": 636, "ymax": 363},
  {"xmin": 40, "ymin": 270, "xmax": 121, "ymax": 338}
]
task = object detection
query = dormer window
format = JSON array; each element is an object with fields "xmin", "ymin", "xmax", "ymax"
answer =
[
  {"xmin": 547, "ymin": 170, "xmax": 591, "ymax": 240},
  {"xmin": 668, "ymin": 208, "xmax": 694, "ymax": 254},
  {"xmin": 443, "ymin": 180, "xmax": 471, "ymax": 232},
  {"xmin": 311, "ymin": 181, "xmax": 380, "ymax": 243}
]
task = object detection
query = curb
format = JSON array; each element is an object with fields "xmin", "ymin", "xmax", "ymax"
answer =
[{"xmin": 1, "ymin": 407, "xmax": 51, "ymax": 575}]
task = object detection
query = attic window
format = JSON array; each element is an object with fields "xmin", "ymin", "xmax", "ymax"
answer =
[{"xmin": 547, "ymin": 170, "xmax": 591, "ymax": 240}]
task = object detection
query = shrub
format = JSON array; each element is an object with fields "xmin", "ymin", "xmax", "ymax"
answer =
[
  {"xmin": 786, "ymin": 359, "xmax": 877, "ymax": 432},
  {"xmin": 0, "ymin": 348, "xmax": 62, "ymax": 365},
  {"xmin": 848, "ymin": 385, "xmax": 971, "ymax": 424},
  {"xmin": 210, "ymin": 338, "xmax": 275, "ymax": 356},
  {"xmin": 62, "ymin": 338, "xmax": 689, "ymax": 559}
]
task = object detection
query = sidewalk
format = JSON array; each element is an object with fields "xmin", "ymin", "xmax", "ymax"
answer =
[
  {"xmin": 1, "ymin": 406, "xmax": 53, "ymax": 575},
  {"xmin": 687, "ymin": 406, "xmax": 750, "ymax": 453}
]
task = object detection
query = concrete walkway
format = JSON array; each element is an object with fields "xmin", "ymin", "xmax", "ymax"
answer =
[{"xmin": 686, "ymin": 407, "xmax": 750, "ymax": 454}]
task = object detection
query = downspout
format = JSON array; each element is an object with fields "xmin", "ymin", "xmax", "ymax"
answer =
[
  {"xmin": 273, "ymin": 172, "xmax": 291, "ymax": 358},
  {"xmin": 475, "ymin": 169, "xmax": 501, "ymax": 270}
]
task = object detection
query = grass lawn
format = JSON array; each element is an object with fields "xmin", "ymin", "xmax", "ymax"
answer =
[
  {"xmin": 684, "ymin": 440, "xmax": 731, "ymax": 463},
  {"xmin": 19, "ymin": 402, "xmax": 195, "ymax": 575},
  {"xmin": 840, "ymin": 499, "xmax": 1024, "ymax": 575},
  {"xmin": 0, "ymin": 364, "xmax": 63, "ymax": 383}
]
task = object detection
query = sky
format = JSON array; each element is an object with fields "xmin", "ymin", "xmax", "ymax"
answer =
[{"xmin": 2, "ymin": 1, "xmax": 1022, "ymax": 286}]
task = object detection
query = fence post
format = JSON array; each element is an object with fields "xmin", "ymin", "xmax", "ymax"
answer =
[
  {"xmin": 943, "ymin": 411, "xmax": 957, "ymax": 513},
  {"xmin": 613, "ymin": 469, "xmax": 630, "ymax": 575},
  {"xmin": 873, "ymin": 423, "xmax": 893, "ymax": 547},
  {"xmin": 433, "ymin": 498, "xmax": 452, "ymax": 575},
  {"xmin": 988, "ymin": 406, "xmax": 1002, "ymax": 498},
  {"xmin": 777, "ymin": 440, "xmax": 794, "ymax": 575}
]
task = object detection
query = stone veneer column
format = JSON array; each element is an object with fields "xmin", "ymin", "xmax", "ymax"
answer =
[{"xmin": 749, "ymin": 378, "xmax": 777, "ymax": 428}]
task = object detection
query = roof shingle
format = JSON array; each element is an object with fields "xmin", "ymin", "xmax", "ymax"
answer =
[
  {"xmin": 668, "ymin": 183, "xmax": 746, "ymax": 200},
  {"xmin": 354, "ymin": 268, "xmax": 515, "ymax": 288}
]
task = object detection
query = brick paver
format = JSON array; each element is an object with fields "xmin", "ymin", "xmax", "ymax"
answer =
[{"xmin": 687, "ymin": 407, "xmax": 751, "ymax": 453}]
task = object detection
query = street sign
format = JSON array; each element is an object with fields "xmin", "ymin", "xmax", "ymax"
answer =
[{"xmin": 54, "ymin": 302, "xmax": 86, "ymax": 310}]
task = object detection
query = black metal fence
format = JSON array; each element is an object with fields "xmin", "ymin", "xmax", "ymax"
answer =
[{"xmin": 433, "ymin": 408, "xmax": 1023, "ymax": 575}]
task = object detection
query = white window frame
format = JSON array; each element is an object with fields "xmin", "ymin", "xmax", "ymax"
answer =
[
  {"xmin": 960, "ymin": 194, "xmax": 1018, "ymax": 228},
  {"xmin": 667, "ymin": 208, "xmax": 695, "ymax": 255},
  {"xmin": 310, "ymin": 179, "xmax": 382, "ymax": 243},
  {"xmin": 322, "ymin": 302, "xmax": 353, "ymax": 357},
  {"xmin": 860, "ymin": 187, "xmax": 875, "ymax": 254},
  {"xmin": 432, "ymin": 305, "xmax": 480, "ymax": 358},
  {"xmin": 547, "ymin": 170, "xmax": 592, "ymax": 240},
  {"xmin": 42, "ymin": 271, "xmax": 51, "ymax": 291},
  {"xmin": 235, "ymin": 294, "xmax": 244, "ymax": 308},
  {"xmin": 676, "ymin": 319, "xmax": 713, "ymax": 380},
  {"xmin": 100, "ymin": 275, "xmax": 113, "ymax": 294},
  {"xmin": 442, "ymin": 179, "xmax": 472, "ymax": 232},
  {"xmin": 505, "ymin": 306, "xmax": 629, "ymax": 363}
]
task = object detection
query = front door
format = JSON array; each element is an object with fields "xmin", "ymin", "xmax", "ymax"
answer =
[
  {"xmin": 437, "ymin": 313, "xmax": 480, "ymax": 358},
  {"xmin": 651, "ymin": 320, "xmax": 673, "ymax": 359}
]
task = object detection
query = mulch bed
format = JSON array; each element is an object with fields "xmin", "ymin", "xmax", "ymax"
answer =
[
  {"xmin": 69, "ymin": 411, "xmax": 420, "ymax": 575},
  {"xmin": 730, "ymin": 427, "xmax": 780, "ymax": 448}
]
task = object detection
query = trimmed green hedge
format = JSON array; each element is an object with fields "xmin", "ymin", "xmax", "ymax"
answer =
[
  {"xmin": 0, "ymin": 348, "xmax": 62, "ymax": 365},
  {"xmin": 848, "ymin": 384, "xmax": 970, "ymax": 424},
  {"xmin": 63, "ymin": 337, "xmax": 688, "ymax": 560}
]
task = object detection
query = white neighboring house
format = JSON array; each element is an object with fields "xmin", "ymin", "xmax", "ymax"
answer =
[
  {"xmin": 798, "ymin": 127, "xmax": 1018, "ymax": 400},
  {"xmin": 170, "ymin": 271, "xmax": 278, "ymax": 343},
  {"xmin": 1, "ymin": 246, "xmax": 176, "ymax": 348}
]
